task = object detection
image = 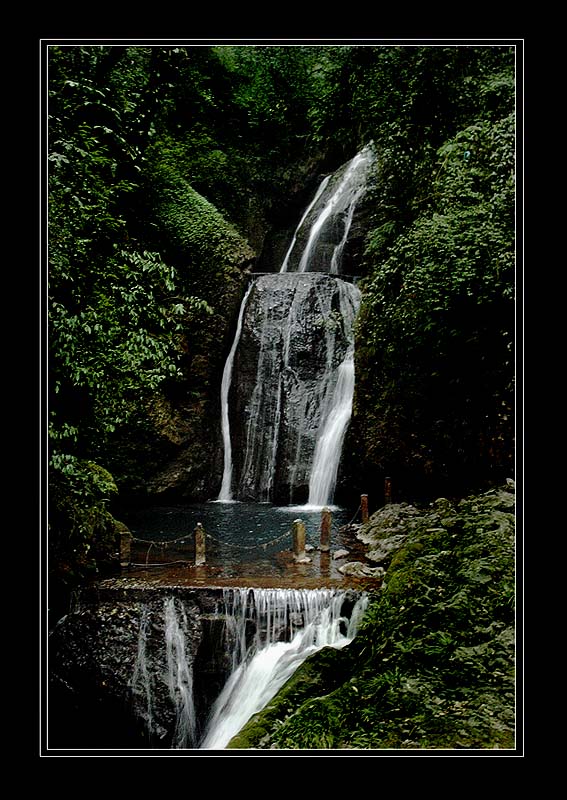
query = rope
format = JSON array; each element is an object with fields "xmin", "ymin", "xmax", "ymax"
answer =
[
  {"xmin": 345, "ymin": 504, "xmax": 361, "ymax": 527},
  {"xmin": 204, "ymin": 529, "xmax": 292, "ymax": 551},
  {"xmin": 129, "ymin": 560, "xmax": 192, "ymax": 568},
  {"xmin": 131, "ymin": 534, "xmax": 191, "ymax": 547},
  {"xmin": 131, "ymin": 529, "xmax": 292, "ymax": 552}
]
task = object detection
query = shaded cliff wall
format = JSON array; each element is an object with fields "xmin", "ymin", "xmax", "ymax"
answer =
[{"xmin": 106, "ymin": 168, "xmax": 256, "ymax": 502}]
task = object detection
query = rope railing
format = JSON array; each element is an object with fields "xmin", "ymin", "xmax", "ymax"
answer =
[
  {"xmin": 131, "ymin": 533, "xmax": 192, "ymax": 547},
  {"xmin": 203, "ymin": 528, "xmax": 293, "ymax": 551},
  {"xmin": 122, "ymin": 491, "xmax": 378, "ymax": 570}
]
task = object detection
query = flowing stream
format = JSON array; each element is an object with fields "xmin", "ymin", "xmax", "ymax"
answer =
[
  {"xmin": 127, "ymin": 589, "xmax": 368, "ymax": 750},
  {"xmin": 294, "ymin": 145, "xmax": 374, "ymax": 275},
  {"xmin": 164, "ymin": 598, "xmax": 197, "ymax": 748},
  {"xmin": 218, "ymin": 282, "xmax": 254, "ymax": 503}
]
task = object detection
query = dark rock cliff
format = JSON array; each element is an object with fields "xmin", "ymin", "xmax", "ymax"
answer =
[{"xmin": 48, "ymin": 586, "xmax": 233, "ymax": 749}]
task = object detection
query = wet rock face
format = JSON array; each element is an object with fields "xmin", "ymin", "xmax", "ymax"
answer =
[
  {"xmin": 49, "ymin": 591, "xmax": 205, "ymax": 749},
  {"xmin": 229, "ymin": 273, "xmax": 359, "ymax": 504}
]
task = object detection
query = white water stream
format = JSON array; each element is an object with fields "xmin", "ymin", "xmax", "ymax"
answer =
[
  {"xmin": 217, "ymin": 282, "xmax": 254, "ymax": 502},
  {"xmin": 164, "ymin": 598, "xmax": 197, "ymax": 748},
  {"xmin": 280, "ymin": 175, "xmax": 331, "ymax": 273},
  {"xmin": 307, "ymin": 282, "xmax": 361, "ymax": 507},
  {"xmin": 199, "ymin": 588, "xmax": 368, "ymax": 749},
  {"xmin": 296, "ymin": 144, "xmax": 374, "ymax": 274}
]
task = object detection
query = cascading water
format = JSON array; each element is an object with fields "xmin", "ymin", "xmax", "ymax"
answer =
[
  {"xmin": 292, "ymin": 144, "xmax": 374, "ymax": 275},
  {"xmin": 307, "ymin": 283, "xmax": 360, "ymax": 507},
  {"xmin": 199, "ymin": 588, "xmax": 369, "ymax": 749},
  {"xmin": 218, "ymin": 282, "xmax": 254, "ymax": 503},
  {"xmin": 308, "ymin": 352, "xmax": 357, "ymax": 507},
  {"xmin": 228, "ymin": 274, "xmax": 361, "ymax": 504},
  {"xmin": 280, "ymin": 175, "xmax": 330, "ymax": 273},
  {"xmin": 217, "ymin": 144, "xmax": 374, "ymax": 506},
  {"xmin": 51, "ymin": 588, "xmax": 368, "ymax": 750},
  {"xmin": 130, "ymin": 605, "xmax": 154, "ymax": 737},
  {"xmin": 164, "ymin": 597, "xmax": 197, "ymax": 748}
]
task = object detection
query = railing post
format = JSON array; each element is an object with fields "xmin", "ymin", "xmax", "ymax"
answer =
[
  {"xmin": 361, "ymin": 493, "xmax": 369, "ymax": 523},
  {"xmin": 194, "ymin": 522, "xmax": 206, "ymax": 566},
  {"xmin": 384, "ymin": 477, "xmax": 392, "ymax": 505},
  {"xmin": 292, "ymin": 519, "xmax": 307, "ymax": 561},
  {"xmin": 320, "ymin": 507, "xmax": 332, "ymax": 552},
  {"xmin": 119, "ymin": 529, "xmax": 132, "ymax": 568}
]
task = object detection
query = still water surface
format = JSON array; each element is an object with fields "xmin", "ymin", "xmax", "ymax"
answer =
[{"xmin": 122, "ymin": 501, "xmax": 356, "ymax": 561}]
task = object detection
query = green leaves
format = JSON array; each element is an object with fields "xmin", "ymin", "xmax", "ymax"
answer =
[
  {"xmin": 50, "ymin": 245, "xmax": 212, "ymax": 450},
  {"xmin": 354, "ymin": 78, "xmax": 515, "ymax": 489}
]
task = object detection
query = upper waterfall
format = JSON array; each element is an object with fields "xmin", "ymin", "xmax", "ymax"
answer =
[{"xmin": 280, "ymin": 143, "xmax": 375, "ymax": 276}]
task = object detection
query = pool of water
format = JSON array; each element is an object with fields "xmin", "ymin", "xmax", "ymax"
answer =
[
  {"xmin": 117, "ymin": 501, "xmax": 369, "ymax": 588},
  {"xmin": 122, "ymin": 501, "xmax": 357, "ymax": 559}
]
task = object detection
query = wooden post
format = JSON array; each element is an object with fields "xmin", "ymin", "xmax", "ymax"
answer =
[
  {"xmin": 292, "ymin": 519, "xmax": 307, "ymax": 561},
  {"xmin": 361, "ymin": 494, "xmax": 369, "ymax": 523},
  {"xmin": 385, "ymin": 477, "xmax": 392, "ymax": 505},
  {"xmin": 320, "ymin": 507, "xmax": 332, "ymax": 552},
  {"xmin": 194, "ymin": 522, "xmax": 206, "ymax": 566},
  {"xmin": 119, "ymin": 529, "xmax": 132, "ymax": 568}
]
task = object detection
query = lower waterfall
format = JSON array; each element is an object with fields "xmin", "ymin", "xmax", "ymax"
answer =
[
  {"xmin": 199, "ymin": 588, "xmax": 368, "ymax": 750},
  {"xmin": 51, "ymin": 586, "xmax": 368, "ymax": 750},
  {"xmin": 164, "ymin": 597, "xmax": 198, "ymax": 748}
]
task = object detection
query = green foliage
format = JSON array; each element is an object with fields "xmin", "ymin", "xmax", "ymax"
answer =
[
  {"xmin": 214, "ymin": 46, "xmax": 319, "ymax": 156},
  {"xmin": 49, "ymin": 243, "xmax": 215, "ymax": 472},
  {"xmin": 351, "ymin": 65, "xmax": 515, "ymax": 494},
  {"xmin": 47, "ymin": 45, "xmax": 232, "ymax": 591},
  {"xmin": 49, "ymin": 457, "xmax": 118, "ymax": 589},
  {"xmin": 48, "ymin": 46, "xmax": 223, "ymax": 459},
  {"xmin": 143, "ymin": 157, "xmax": 254, "ymax": 296}
]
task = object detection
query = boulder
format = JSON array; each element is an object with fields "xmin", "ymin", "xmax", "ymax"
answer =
[{"xmin": 338, "ymin": 561, "xmax": 385, "ymax": 579}]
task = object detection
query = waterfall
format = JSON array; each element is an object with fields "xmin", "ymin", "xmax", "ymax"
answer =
[
  {"xmin": 164, "ymin": 598, "xmax": 197, "ymax": 749},
  {"xmin": 217, "ymin": 282, "xmax": 254, "ymax": 502},
  {"xmin": 293, "ymin": 144, "xmax": 374, "ymax": 275},
  {"xmin": 280, "ymin": 175, "xmax": 331, "ymax": 273},
  {"xmin": 130, "ymin": 605, "xmax": 154, "ymax": 737},
  {"xmin": 231, "ymin": 274, "xmax": 360, "ymax": 504},
  {"xmin": 200, "ymin": 588, "xmax": 368, "ymax": 750},
  {"xmin": 308, "ymin": 285, "xmax": 361, "ymax": 506},
  {"xmin": 330, "ymin": 179, "xmax": 367, "ymax": 274},
  {"xmin": 216, "ymin": 144, "xmax": 374, "ymax": 505}
]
